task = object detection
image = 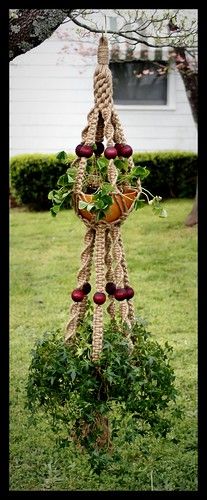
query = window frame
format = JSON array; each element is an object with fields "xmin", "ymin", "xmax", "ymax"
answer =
[{"xmin": 111, "ymin": 62, "xmax": 176, "ymax": 111}]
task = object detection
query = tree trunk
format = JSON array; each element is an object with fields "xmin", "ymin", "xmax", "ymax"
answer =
[
  {"xmin": 184, "ymin": 181, "xmax": 198, "ymax": 226},
  {"xmin": 175, "ymin": 49, "xmax": 198, "ymax": 227}
]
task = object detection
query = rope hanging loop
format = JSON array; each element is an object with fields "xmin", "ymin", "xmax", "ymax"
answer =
[{"xmin": 97, "ymin": 35, "xmax": 109, "ymax": 65}]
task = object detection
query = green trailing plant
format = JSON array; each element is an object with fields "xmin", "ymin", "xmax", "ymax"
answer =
[
  {"xmin": 78, "ymin": 182, "xmax": 115, "ymax": 221},
  {"xmin": 48, "ymin": 151, "xmax": 168, "ymax": 219},
  {"xmin": 26, "ymin": 306, "xmax": 179, "ymax": 466},
  {"xmin": 10, "ymin": 151, "xmax": 197, "ymax": 211}
]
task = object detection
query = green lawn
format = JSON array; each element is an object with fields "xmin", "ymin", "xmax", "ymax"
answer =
[{"xmin": 10, "ymin": 199, "xmax": 197, "ymax": 491}]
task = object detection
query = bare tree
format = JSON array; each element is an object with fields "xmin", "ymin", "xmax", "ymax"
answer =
[{"xmin": 9, "ymin": 9, "xmax": 198, "ymax": 225}]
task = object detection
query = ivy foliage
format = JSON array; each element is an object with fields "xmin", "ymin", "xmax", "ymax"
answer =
[
  {"xmin": 48, "ymin": 152, "xmax": 151, "ymax": 220},
  {"xmin": 10, "ymin": 151, "xmax": 197, "ymax": 211}
]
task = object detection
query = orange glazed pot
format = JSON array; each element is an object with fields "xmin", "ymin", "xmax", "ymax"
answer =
[{"xmin": 78, "ymin": 188, "xmax": 138, "ymax": 223}]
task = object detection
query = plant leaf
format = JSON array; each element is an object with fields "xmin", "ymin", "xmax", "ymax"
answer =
[
  {"xmin": 70, "ymin": 370, "xmax": 76, "ymax": 382},
  {"xmin": 132, "ymin": 166, "xmax": 150, "ymax": 179},
  {"xmin": 159, "ymin": 209, "xmax": 168, "ymax": 218},
  {"xmin": 56, "ymin": 151, "xmax": 68, "ymax": 160},
  {"xmin": 134, "ymin": 199, "xmax": 145, "ymax": 210},
  {"xmin": 97, "ymin": 157, "xmax": 109, "ymax": 169},
  {"xmin": 67, "ymin": 174, "xmax": 75, "ymax": 184},
  {"xmin": 50, "ymin": 206, "xmax": 59, "ymax": 216},
  {"xmin": 114, "ymin": 159, "xmax": 128, "ymax": 171},
  {"xmin": 101, "ymin": 183, "xmax": 115, "ymax": 193},
  {"xmin": 79, "ymin": 200, "xmax": 89, "ymax": 209},
  {"xmin": 86, "ymin": 203, "xmax": 95, "ymax": 212},
  {"xmin": 57, "ymin": 174, "xmax": 70, "ymax": 186},
  {"xmin": 48, "ymin": 190, "xmax": 55, "ymax": 200},
  {"xmin": 53, "ymin": 196, "xmax": 62, "ymax": 204},
  {"xmin": 62, "ymin": 192, "xmax": 70, "ymax": 199}
]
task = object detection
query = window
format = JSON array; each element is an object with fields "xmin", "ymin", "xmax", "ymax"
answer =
[{"xmin": 109, "ymin": 61, "xmax": 168, "ymax": 106}]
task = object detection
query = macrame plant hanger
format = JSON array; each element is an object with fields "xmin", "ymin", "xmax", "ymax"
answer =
[{"xmin": 65, "ymin": 34, "xmax": 142, "ymax": 361}]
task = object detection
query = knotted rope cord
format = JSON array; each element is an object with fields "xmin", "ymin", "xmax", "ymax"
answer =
[
  {"xmin": 110, "ymin": 224, "xmax": 134, "ymax": 349},
  {"xmin": 73, "ymin": 157, "xmax": 88, "ymax": 212},
  {"xmin": 111, "ymin": 108, "xmax": 126, "ymax": 145},
  {"xmin": 111, "ymin": 225, "xmax": 124, "ymax": 288},
  {"xmin": 74, "ymin": 157, "xmax": 87, "ymax": 192},
  {"xmin": 96, "ymin": 112, "xmax": 104, "ymax": 143},
  {"xmin": 81, "ymin": 107, "xmax": 96, "ymax": 144},
  {"xmin": 65, "ymin": 227, "xmax": 95, "ymax": 342},
  {"xmin": 94, "ymin": 72, "xmax": 114, "ymax": 145},
  {"xmin": 79, "ymin": 36, "xmax": 114, "ymax": 148},
  {"xmin": 92, "ymin": 224, "xmax": 106, "ymax": 361},
  {"xmin": 110, "ymin": 225, "xmax": 133, "ymax": 353},
  {"xmin": 85, "ymin": 107, "xmax": 100, "ymax": 146},
  {"xmin": 107, "ymin": 159, "xmax": 119, "ymax": 193},
  {"xmin": 76, "ymin": 35, "xmax": 136, "ymax": 171},
  {"xmin": 105, "ymin": 228, "xmax": 116, "ymax": 320},
  {"xmin": 77, "ymin": 228, "xmax": 96, "ymax": 323},
  {"xmin": 118, "ymin": 233, "xmax": 135, "ymax": 325}
]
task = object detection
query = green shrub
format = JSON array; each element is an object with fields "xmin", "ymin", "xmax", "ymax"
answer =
[
  {"xmin": 10, "ymin": 151, "xmax": 197, "ymax": 211},
  {"xmin": 26, "ymin": 308, "xmax": 179, "ymax": 468},
  {"xmin": 10, "ymin": 153, "xmax": 74, "ymax": 210},
  {"xmin": 132, "ymin": 151, "xmax": 197, "ymax": 198}
]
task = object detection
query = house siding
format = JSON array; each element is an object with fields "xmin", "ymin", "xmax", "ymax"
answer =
[{"xmin": 9, "ymin": 23, "xmax": 197, "ymax": 157}]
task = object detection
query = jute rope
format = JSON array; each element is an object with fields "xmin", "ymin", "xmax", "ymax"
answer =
[
  {"xmin": 111, "ymin": 225, "xmax": 130, "ymax": 326},
  {"xmin": 65, "ymin": 35, "xmax": 140, "ymax": 359},
  {"xmin": 105, "ymin": 228, "xmax": 116, "ymax": 320},
  {"xmin": 74, "ymin": 157, "xmax": 87, "ymax": 194},
  {"xmin": 77, "ymin": 228, "xmax": 96, "ymax": 323},
  {"xmin": 110, "ymin": 225, "xmax": 134, "ymax": 353},
  {"xmin": 114, "ymin": 231, "xmax": 134, "ymax": 350},
  {"xmin": 107, "ymin": 160, "xmax": 118, "ymax": 190},
  {"xmin": 111, "ymin": 225, "xmax": 124, "ymax": 290},
  {"xmin": 85, "ymin": 107, "xmax": 100, "ymax": 146},
  {"xmin": 81, "ymin": 107, "xmax": 96, "ymax": 144},
  {"xmin": 94, "ymin": 67, "xmax": 114, "ymax": 146},
  {"xmin": 76, "ymin": 35, "xmax": 135, "ymax": 162},
  {"xmin": 65, "ymin": 227, "xmax": 95, "ymax": 342},
  {"xmin": 96, "ymin": 112, "xmax": 104, "ymax": 143},
  {"xmin": 92, "ymin": 224, "xmax": 106, "ymax": 361},
  {"xmin": 118, "ymin": 233, "xmax": 135, "ymax": 325},
  {"xmin": 111, "ymin": 108, "xmax": 126, "ymax": 145}
]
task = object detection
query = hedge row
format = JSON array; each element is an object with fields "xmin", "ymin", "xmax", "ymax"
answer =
[
  {"xmin": 10, "ymin": 153, "xmax": 74, "ymax": 211},
  {"xmin": 10, "ymin": 151, "xmax": 197, "ymax": 210}
]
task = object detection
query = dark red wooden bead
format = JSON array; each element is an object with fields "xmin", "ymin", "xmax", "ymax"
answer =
[{"xmin": 93, "ymin": 292, "xmax": 106, "ymax": 305}]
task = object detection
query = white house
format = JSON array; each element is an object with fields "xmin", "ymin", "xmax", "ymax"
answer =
[{"xmin": 9, "ymin": 16, "xmax": 197, "ymax": 158}]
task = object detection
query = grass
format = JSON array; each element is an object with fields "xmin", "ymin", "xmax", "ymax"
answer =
[{"xmin": 9, "ymin": 199, "xmax": 197, "ymax": 491}]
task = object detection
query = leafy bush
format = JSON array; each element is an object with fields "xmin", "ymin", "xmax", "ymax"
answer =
[
  {"xmin": 10, "ymin": 153, "xmax": 74, "ymax": 210},
  {"xmin": 10, "ymin": 151, "xmax": 197, "ymax": 211},
  {"xmin": 26, "ymin": 308, "xmax": 179, "ymax": 465},
  {"xmin": 133, "ymin": 151, "xmax": 197, "ymax": 198}
]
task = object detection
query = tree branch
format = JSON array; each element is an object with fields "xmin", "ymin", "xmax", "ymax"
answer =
[
  {"xmin": 9, "ymin": 9, "xmax": 197, "ymax": 61},
  {"xmin": 67, "ymin": 12, "xmax": 197, "ymax": 50},
  {"xmin": 9, "ymin": 9, "xmax": 72, "ymax": 61}
]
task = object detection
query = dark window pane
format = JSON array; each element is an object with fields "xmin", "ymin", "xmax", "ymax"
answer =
[{"xmin": 109, "ymin": 61, "xmax": 167, "ymax": 105}]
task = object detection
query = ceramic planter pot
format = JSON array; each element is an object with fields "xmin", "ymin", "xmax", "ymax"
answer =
[{"xmin": 78, "ymin": 188, "xmax": 138, "ymax": 223}]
